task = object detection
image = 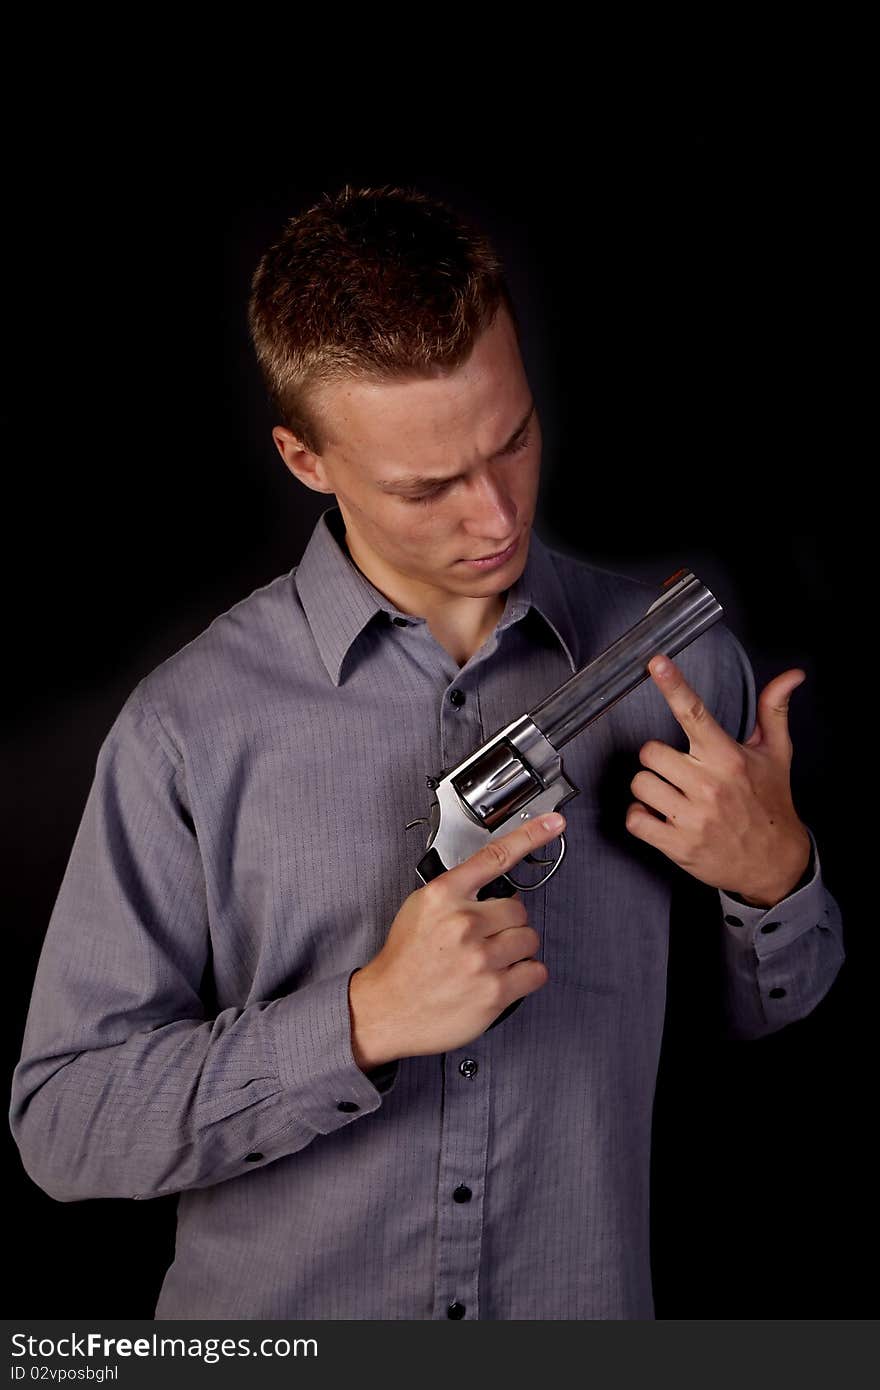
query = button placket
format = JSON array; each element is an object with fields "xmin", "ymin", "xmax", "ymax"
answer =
[
  {"xmin": 432, "ymin": 675, "xmax": 489, "ymax": 1319},
  {"xmin": 431, "ymin": 1048, "xmax": 491, "ymax": 1320},
  {"xmin": 440, "ymin": 677, "xmax": 485, "ymax": 783}
]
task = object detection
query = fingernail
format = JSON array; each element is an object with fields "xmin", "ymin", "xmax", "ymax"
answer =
[
  {"xmin": 652, "ymin": 656, "xmax": 670, "ymax": 677},
  {"xmin": 542, "ymin": 813, "xmax": 564, "ymax": 831}
]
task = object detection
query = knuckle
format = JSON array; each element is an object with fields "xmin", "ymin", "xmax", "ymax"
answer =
[
  {"xmin": 488, "ymin": 976, "xmax": 509, "ymax": 1009},
  {"xmin": 445, "ymin": 909, "xmax": 472, "ymax": 941},
  {"xmin": 482, "ymin": 838, "xmax": 509, "ymax": 871},
  {"xmin": 709, "ymin": 774, "xmax": 735, "ymax": 807},
  {"xmin": 529, "ymin": 958, "xmax": 550, "ymax": 988},
  {"xmin": 519, "ymin": 959, "xmax": 547, "ymax": 996},
  {"xmin": 468, "ymin": 941, "xmax": 491, "ymax": 975},
  {"xmin": 688, "ymin": 696, "xmax": 708, "ymax": 724},
  {"xmin": 701, "ymin": 779, "xmax": 721, "ymax": 805},
  {"xmin": 420, "ymin": 878, "xmax": 445, "ymax": 910},
  {"xmin": 724, "ymin": 746, "xmax": 748, "ymax": 777}
]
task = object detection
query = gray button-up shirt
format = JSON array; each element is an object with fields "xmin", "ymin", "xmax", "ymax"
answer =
[{"xmin": 9, "ymin": 505, "xmax": 845, "ymax": 1319}]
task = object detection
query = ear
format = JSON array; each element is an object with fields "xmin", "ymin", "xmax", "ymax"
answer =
[{"xmin": 272, "ymin": 427, "xmax": 334, "ymax": 494}]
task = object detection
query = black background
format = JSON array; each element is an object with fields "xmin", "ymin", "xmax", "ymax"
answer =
[{"xmin": 3, "ymin": 124, "xmax": 869, "ymax": 1317}]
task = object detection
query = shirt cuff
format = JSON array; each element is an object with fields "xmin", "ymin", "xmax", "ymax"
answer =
[
  {"xmin": 273, "ymin": 968, "xmax": 399, "ymax": 1136},
  {"xmin": 717, "ymin": 824, "xmax": 827, "ymax": 956}
]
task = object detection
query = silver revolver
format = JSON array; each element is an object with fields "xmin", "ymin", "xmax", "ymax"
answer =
[{"xmin": 406, "ymin": 567, "xmax": 724, "ymax": 1028}]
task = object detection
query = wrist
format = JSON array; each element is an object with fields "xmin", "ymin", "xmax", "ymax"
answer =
[
  {"xmin": 348, "ymin": 966, "xmax": 401, "ymax": 1072},
  {"xmin": 735, "ymin": 830, "xmax": 813, "ymax": 909}
]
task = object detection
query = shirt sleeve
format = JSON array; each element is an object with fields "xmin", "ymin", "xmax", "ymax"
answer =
[
  {"xmin": 716, "ymin": 823, "xmax": 845, "ymax": 1040},
  {"xmin": 8, "ymin": 684, "xmax": 399, "ymax": 1204},
  {"xmin": 707, "ymin": 626, "xmax": 846, "ymax": 1041}
]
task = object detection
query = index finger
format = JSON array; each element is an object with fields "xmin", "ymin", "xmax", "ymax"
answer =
[
  {"xmin": 647, "ymin": 653, "xmax": 731, "ymax": 757},
  {"xmin": 442, "ymin": 811, "xmax": 566, "ymax": 900}
]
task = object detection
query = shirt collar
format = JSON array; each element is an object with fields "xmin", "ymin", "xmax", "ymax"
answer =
[{"xmin": 295, "ymin": 504, "xmax": 580, "ymax": 686}]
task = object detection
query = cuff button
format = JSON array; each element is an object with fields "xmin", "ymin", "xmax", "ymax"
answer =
[
  {"xmin": 337, "ymin": 1101, "xmax": 360, "ymax": 1112},
  {"xmin": 768, "ymin": 987, "xmax": 787, "ymax": 999},
  {"xmin": 244, "ymin": 1152, "xmax": 264, "ymax": 1162}
]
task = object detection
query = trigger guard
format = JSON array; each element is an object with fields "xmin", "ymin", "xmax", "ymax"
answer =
[{"xmin": 504, "ymin": 832, "xmax": 567, "ymax": 892}]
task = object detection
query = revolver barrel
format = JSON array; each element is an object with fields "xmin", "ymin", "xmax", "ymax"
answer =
[{"xmin": 529, "ymin": 568, "xmax": 723, "ymax": 750}]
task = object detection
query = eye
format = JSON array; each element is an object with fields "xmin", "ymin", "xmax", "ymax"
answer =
[
  {"xmin": 506, "ymin": 427, "xmax": 532, "ymax": 454},
  {"xmin": 403, "ymin": 482, "xmax": 451, "ymax": 505},
  {"xmin": 399, "ymin": 428, "xmax": 533, "ymax": 504}
]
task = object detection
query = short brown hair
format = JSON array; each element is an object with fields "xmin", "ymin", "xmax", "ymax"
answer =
[{"xmin": 247, "ymin": 184, "xmax": 519, "ymax": 453}]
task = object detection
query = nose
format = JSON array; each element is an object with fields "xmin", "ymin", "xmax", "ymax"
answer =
[{"xmin": 461, "ymin": 468, "xmax": 517, "ymax": 541}]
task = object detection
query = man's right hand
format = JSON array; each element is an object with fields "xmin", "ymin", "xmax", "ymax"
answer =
[{"xmin": 348, "ymin": 812, "xmax": 565, "ymax": 1067}]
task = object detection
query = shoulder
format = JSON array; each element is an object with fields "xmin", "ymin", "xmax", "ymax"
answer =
[
  {"xmin": 536, "ymin": 540, "xmax": 655, "ymax": 660},
  {"xmin": 538, "ymin": 539, "xmax": 745, "ymax": 673},
  {"xmin": 122, "ymin": 565, "xmax": 313, "ymax": 753},
  {"xmin": 543, "ymin": 542, "xmax": 654, "ymax": 607}
]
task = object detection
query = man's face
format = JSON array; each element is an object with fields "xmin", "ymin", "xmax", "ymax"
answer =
[{"xmin": 283, "ymin": 306, "xmax": 541, "ymax": 605}]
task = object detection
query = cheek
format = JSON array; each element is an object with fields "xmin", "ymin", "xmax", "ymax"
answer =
[
  {"xmin": 514, "ymin": 456, "xmax": 541, "ymax": 508},
  {"xmin": 379, "ymin": 502, "xmax": 449, "ymax": 548}
]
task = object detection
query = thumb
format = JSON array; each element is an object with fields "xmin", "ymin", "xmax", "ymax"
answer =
[{"xmin": 745, "ymin": 669, "xmax": 806, "ymax": 754}]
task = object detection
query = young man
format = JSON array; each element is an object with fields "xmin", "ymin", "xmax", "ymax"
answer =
[{"xmin": 10, "ymin": 186, "xmax": 844, "ymax": 1320}]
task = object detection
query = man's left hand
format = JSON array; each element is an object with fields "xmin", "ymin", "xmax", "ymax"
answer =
[{"xmin": 626, "ymin": 653, "xmax": 812, "ymax": 908}]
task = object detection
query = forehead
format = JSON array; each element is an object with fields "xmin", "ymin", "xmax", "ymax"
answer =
[{"xmin": 310, "ymin": 309, "xmax": 529, "ymax": 467}]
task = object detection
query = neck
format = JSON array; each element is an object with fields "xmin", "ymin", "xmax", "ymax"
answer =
[
  {"xmin": 422, "ymin": 594, "xmax": 507, "ymax": 667},
  {"xmin": 340, "ymin": 522, "xmax": 507, "ymax": 667}
]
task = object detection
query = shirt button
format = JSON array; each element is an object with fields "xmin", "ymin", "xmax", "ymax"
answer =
[
  {"xmin": 336, "ymin": 1101, "xmax": 360, "ymax": 1112},
  {"xmin": 449, "ymin": 688, "xmax": 466, "ymax": 707},
  {"xmin": 458, "ymin": 1058, "xmax": 479, "ymax": 1079},
  {"xmin": 768, "ymin": 987, "xmax": 787, "ymax": 999},
  {"xmin": 453, "ymin": 1185, "xmax": 472, "ymax": 1203},
  {"xmin": 760, "ymin": 921, "xmax": 782, "ymax": 934},
  {"xmin": 447, "ymin": 1301, "xmax": 466, "ymax": 1319},
  {"xmin": 392, "ymin": 616, "xmax": 409, "ymax": 626},
  {"xmin": 724, "ymin": 914, "xmax": 744, "ymax": 926},
  {"xmin": 244, "ymin": 1152, "xmax": 264, "ymax": 1162}
]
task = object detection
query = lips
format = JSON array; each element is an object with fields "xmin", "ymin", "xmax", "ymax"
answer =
[{"xmin": 467, "ymin": 536, "xmax": 518, "ymax": 563}]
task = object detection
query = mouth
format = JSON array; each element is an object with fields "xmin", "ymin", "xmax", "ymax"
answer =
[{"xmin": 459, "ymin": 534, "xmax": 521, "ymax": 570}]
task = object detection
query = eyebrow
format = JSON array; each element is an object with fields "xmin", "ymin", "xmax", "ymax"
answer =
[{"xmin": 376, "ymin": 401, "xmax": 536, "ymax": 493}]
